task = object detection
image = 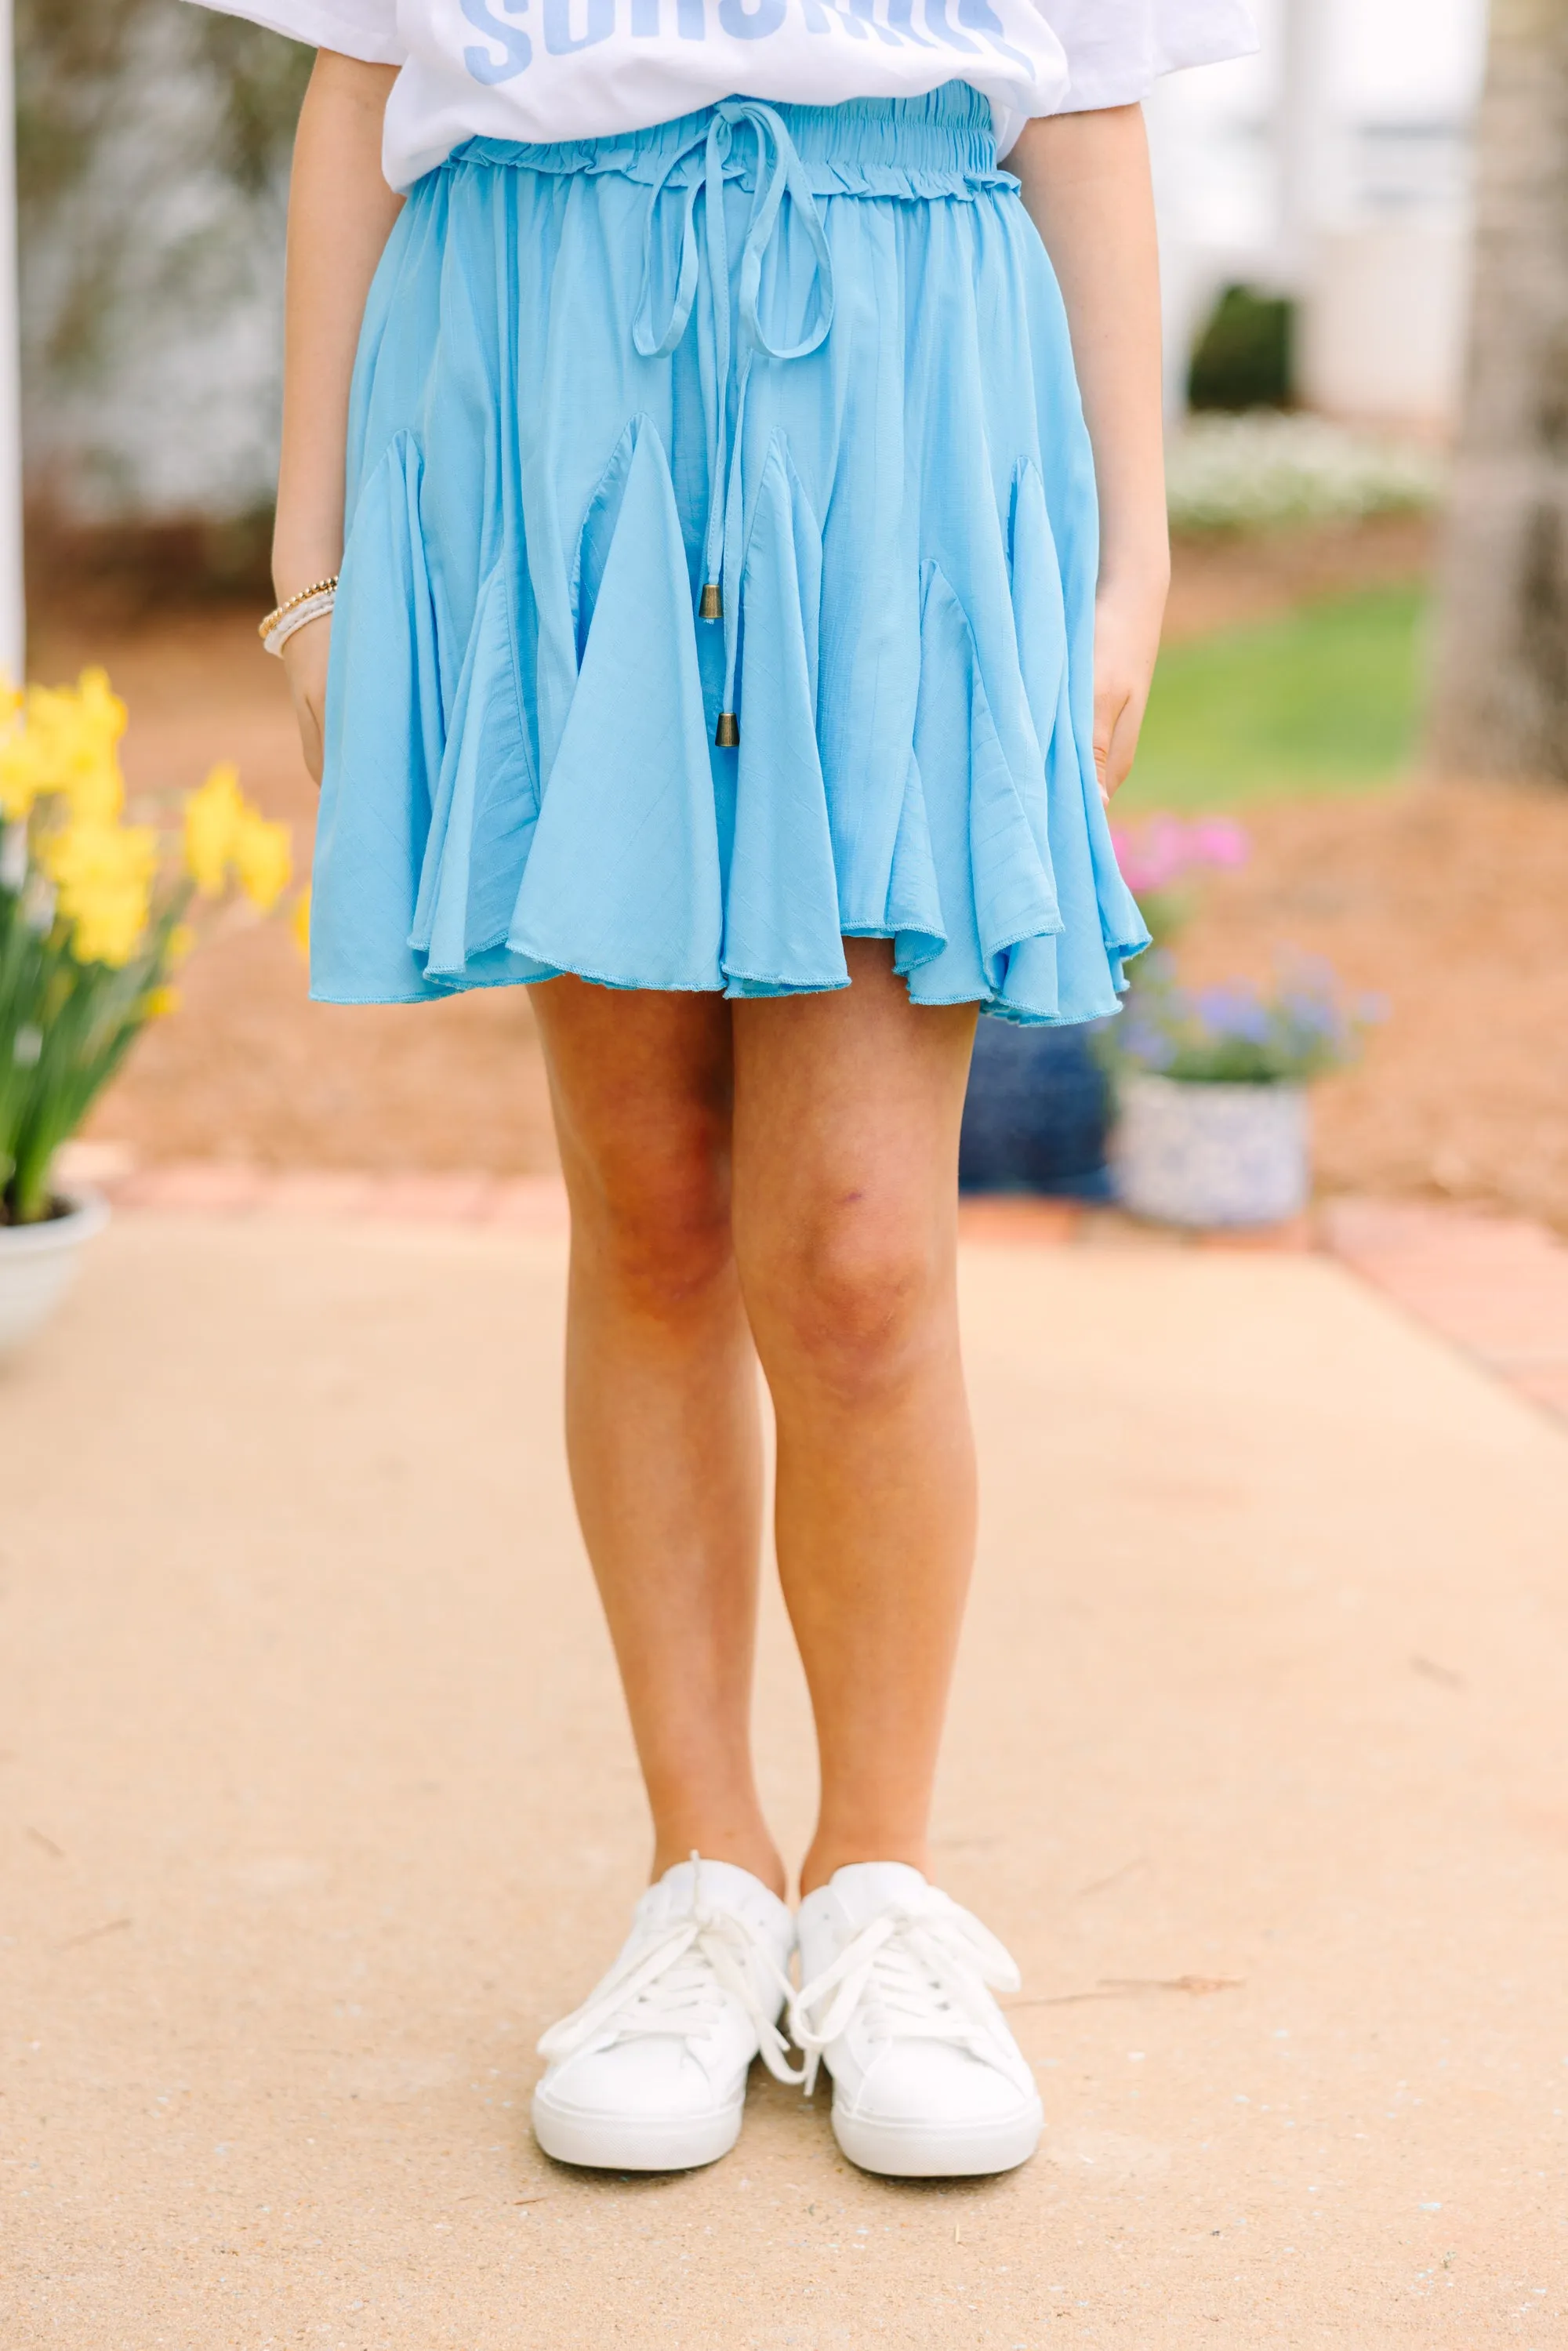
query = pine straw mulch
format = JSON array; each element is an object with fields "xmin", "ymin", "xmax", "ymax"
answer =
[{"xmin": 1175, "ymin": 778, "xmax": 1568, "ymax": 1231}]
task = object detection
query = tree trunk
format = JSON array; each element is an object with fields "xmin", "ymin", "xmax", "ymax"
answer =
[{"xmin": 1430, "ymin": 0, "xmax": 1568, "ymax": 783}]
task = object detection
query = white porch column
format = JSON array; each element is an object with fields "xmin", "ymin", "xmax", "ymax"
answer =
[
  {"xmin": 1277, "ymin": 0, "xmax": 1348, "ymax": 288},
  {"xmin": 0, "ymin": 0, "xmax": 24, "ymax": 683}
]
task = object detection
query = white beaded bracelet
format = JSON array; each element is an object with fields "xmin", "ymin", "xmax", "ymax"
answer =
[{"xmin": 260, "ymin": 579, "xmax": 338, "ymax": 658}]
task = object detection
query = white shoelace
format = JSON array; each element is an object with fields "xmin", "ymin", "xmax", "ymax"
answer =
[
  {"xmin": 789, "ymin": 1898, "xmax": 1022, "ymax": 2096},
  {"xmin": 536, "ymin": 1858, "xmax": 804, "ymax": 2088}
]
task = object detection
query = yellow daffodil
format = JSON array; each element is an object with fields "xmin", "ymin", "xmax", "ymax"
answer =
[
  {"xmin": 1, "ymin": 662, "xmax": 295, "ymax": 1224},
  {"xmin": 0, "ymin": 668, "xmax": 127, "ymax": 824},
  {"xmin": 61, "ymin": 668, "xmax": 130, "ymax": 822},
  {"xmin": 0, "ymin": 677, "xmax": 28, "ymax": 818},
  {"xmin": 0, "ymin": 710, "xmax": 49, "ymax": 823},
  {"xmin": 233, "ymin": 806, "xmax": 292, "ymax": 912},
  {"xmin": 42, "ymin": 815, "xmax": 158, "ymax": 967},
  {"xmin": 183, "ymin": 762, "xmax": 245, "ymax": 894},
  {"xmin": 290, "ymin": 883, "xmax": 312, "ymax": 960},
  {"xmin": 27, "ymin": 669, "xmax": 129, "ymax": 824}
]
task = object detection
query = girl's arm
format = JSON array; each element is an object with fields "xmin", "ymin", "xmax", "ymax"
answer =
[
  {"xmin": 1009, "ymin": 105, "xmax": 1170, "ymax": 800},
  {"xmin": 274, "ymin": 52, "xmax": 404, "ymax": 783}
]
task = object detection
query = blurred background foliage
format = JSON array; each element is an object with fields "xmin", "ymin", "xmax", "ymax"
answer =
[
  {"xmin": 1122, "ymin": 585, "xmax": 1428, "ymax": 811},
  {"xmin": 1187, "ymin": 284, "xmax": 1297, "ymax": 415},
  {"xmin": 16, "ymin": 2, "xmax": 309, "ymax": 593},
  {"xmin": 17, "ymin": 0, "xmax": 308, "ymax": 358}
]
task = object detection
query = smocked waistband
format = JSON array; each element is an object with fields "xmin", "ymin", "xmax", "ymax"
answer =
[{"xmin": 448, "ymin": 80, "xmax": 1007, "ymax": 196}]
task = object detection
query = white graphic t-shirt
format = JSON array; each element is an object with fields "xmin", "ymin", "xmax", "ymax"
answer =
[{"xmin": 184, "ymin": 0, "xmax": 1257, "ymax": 187}]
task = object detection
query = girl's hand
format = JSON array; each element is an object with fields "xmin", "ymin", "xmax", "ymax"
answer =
[
  {"xmin": 1092, "ymin": 572, "xmax": 1167, "ymax": 802},
  {"xmin": 281, "ymin": 613, "xmax": 332, "ymax": 786}
]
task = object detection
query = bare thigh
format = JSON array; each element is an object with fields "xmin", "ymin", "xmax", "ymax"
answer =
[
  {"xmin": 529, "ymin": 978, "xmax": 735, "ymax": 1260},
  {"xmin": 728, "ymin": 940, "xmax": 977, "ymax": 1355}
]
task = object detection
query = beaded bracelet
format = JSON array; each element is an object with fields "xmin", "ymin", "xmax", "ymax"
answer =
[{"xmin": 260, "ymin": 577, "xmax": 339, "ymax": 658}]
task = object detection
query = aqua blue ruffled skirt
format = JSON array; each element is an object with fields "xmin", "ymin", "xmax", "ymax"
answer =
[{"xmin": 313, "ymin": 81, "xmax": 1150, "ymax": 1021}]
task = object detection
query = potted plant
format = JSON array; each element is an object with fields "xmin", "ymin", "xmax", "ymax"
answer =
[
  {"xmin": 957, "ymin": 816, "xmax": 1249, "ymax": 1199},
  {"xmin": 1104, "ymin": 953, "xmax": 1382, "ymax": 1228},
  {"xmin": 0, "ymin": 667, "xmax": 296, "ymax": 1356}
]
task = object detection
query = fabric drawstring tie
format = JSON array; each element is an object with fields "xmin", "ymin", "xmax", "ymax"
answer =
[
  {"xmin": 789, "ymin": 1895, "xmax": 1023, "ymax": 2097},
  {"xmin": 632, "ymin": 100, "xmax": 835, "ymax": 748}
]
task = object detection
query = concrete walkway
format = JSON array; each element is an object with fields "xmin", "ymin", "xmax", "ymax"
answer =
[{"xmin": 5, "ymin": 1210, "xmax": 1568, "ymax": 2348}]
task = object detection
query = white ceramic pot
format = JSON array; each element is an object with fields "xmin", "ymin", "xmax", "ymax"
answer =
[
  {"xmin": 0, "ymin": 1189, "xmax": 110, "ymax": 1358},
  {"xmin": 1112, "ymin": 1074, "xmax": 1308, "ymax": 1228}
]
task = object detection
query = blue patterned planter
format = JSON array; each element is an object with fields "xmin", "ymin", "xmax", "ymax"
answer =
[
  {"xmin": 959, "ymin": 1019, "xmax": 1113, "ymax": 1198},
  {"xmin": 1112, "ymin": 1074, "xmax": 1308, "ymax": 1227}
]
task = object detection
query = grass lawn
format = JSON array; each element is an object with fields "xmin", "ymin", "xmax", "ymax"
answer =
[{"xmin": 1119, "ymin": 583, "xmax": 1430, "ymax": 812}]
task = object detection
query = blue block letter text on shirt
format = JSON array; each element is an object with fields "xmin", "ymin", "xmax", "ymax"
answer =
[
  {"xmin": 800, "ymin": 0, "xmax": 869, "ymax": 38},
  {"xmin": 922, "ymin": 0, "xmax": 978, "ymax": 51},
  {"xmin": 544, "ymin": 0, "xmax": 615, "ymax": 51},
  {"xmin": 956, "ymin": 0, "xmax": 1033, "ymax": 72},
  {"xmin": 884, "ymin": 0, "xmax": 935, "ymax": 43},
  {"xmin": 719, "ymin": 0, "xmax": 786, "ymax": 34},
  {"xmin": 462, "ymin": 0, "xmax": 532, "ymax": 82}
]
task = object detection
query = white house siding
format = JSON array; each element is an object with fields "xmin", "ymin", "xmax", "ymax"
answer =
[{"xmin": 1149, "ymin": 0, "xmax": 1490, "ymax": 427}]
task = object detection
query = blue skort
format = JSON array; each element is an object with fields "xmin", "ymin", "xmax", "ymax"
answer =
[{"xmin": 313, "ymin": 80, "xmax": 1149, "ymax": 1022}]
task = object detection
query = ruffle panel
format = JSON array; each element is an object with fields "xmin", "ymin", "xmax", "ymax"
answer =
[
  {"xmin": 898, "ymin": 561, "xmax": 1066, "ymax": 1019},
  {"xmin": 312, "ymin": 432, "xmax": 453, "ymax": 1003},
  {"xmin": 884, "ymin": 754, "xmax": 946, "ymax": 973},
  {"xmin": 408, "ymin": 555, "xmax": 541, "ymax": 979},
  {"xmin": 320, "ymin": 423, "xmax": 1145, "ymax": 1021},
  {"xmin": 505, "ymin": 415, "xmax": 726, "ymax": 992},
  {"xmin": 721, "ymin": 434, "xmax": 848, "ymax": 998}
]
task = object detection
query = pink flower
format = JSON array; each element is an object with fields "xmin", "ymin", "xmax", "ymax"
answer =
[
  {"xmin": 1112, "ymin": 815, "xmax": 1249, "ymax": 894},
  {"xmin": 1188, "ymin": 818, "xmax": 1248, "ymax": 869}
]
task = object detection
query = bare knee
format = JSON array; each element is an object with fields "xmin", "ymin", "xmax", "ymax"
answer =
[
  {"xmin": 745, "ymin": 1208, "xmax": 947, "ymax": 1398},
  {"xmin": 569, "ymin": 1123, "xmax": 734, "ymax": 1317}
]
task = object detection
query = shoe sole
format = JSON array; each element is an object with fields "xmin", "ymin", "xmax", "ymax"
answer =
[
  {"xmin": 531, "ymin": 2088, "xmax": 742, "ymax": 2172},
  {"xmin": 830, "ymin": 2095, "xmax": 1044, "ymax": 2179}
]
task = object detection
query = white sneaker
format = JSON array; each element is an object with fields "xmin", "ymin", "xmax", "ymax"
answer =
[
  {"xmin": 792, "ymin": 1862, "xmax": 1043, "ymax": 2178},
  {"xmin": 532, "ymin": 1856, "xmax": 800, "ymax": 2171}
]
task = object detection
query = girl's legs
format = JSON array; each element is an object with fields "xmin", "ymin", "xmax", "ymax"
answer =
[
  {"xmin": 532, "ymin": 942, "xmax": 978, "ymax": 1902},
  {"xmin": 529, "ymin": 978, "xmax": 784, "ymax": 1898},
  {"xmin": 731, "ymin": 942, "xmax": 978, "ymax": 1896}
]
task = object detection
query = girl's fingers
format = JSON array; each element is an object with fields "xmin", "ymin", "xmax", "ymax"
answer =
[
  {"xmin": 1093, "ymin": 681, "xmax": 1129, "ymax": 802},
  {"xmin": 281, "ymin": 622, "xmax": 332, "ymax": 787},
  {"xmin": 1105, "ymin": 699, "xmax": 1136, "ymax": 800},
  {"xmin": 1095, "ymin": 671, "xmax": 1153, "ymax": 802}
]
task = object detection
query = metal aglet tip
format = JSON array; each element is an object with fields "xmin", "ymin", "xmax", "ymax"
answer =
[
  {"xmin": 699, "ymin": 583, "xmax": 724, "ymax": 621},
  {"xmin": 715, "ymin": 712, "xmax": 740, "ymax": 749}
]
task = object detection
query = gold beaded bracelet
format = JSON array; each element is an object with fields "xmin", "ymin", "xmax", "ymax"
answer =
[{"xmin": 260, "ymin": 576, "xmax": 339, "ymax": 658}]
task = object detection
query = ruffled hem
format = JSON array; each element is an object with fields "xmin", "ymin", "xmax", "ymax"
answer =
[{"xmin": 315, "ymin": 415, "xmax": 1149, "ymax": 1025}]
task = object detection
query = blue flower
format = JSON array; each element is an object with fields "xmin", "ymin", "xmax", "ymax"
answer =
[{"xmin": 1196, "ymin": 985, "xmax": 1272, "ymax": 1044}]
